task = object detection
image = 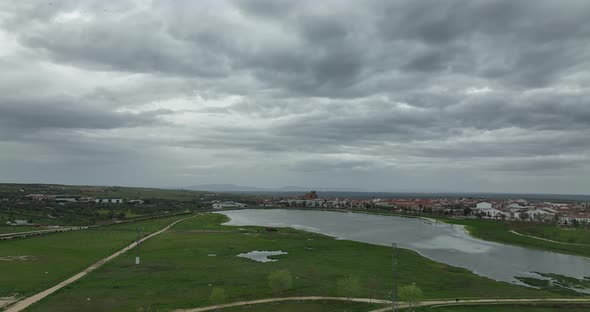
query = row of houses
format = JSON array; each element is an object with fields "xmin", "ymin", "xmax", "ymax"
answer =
[
  {"xmin": 473, "ymin": 201, "xmax": 590, "ymax": 224},
  {"xmin": 25, "ymin": 194, "xmax": 143, "ymax": 205},
  {"xmin": 212, "ymin": 201, "xmax": 248, "ymax": 209}
]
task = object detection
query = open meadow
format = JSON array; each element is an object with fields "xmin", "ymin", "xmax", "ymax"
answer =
[
  {"xmin": 415, "ymin": 304, "xmax": 590, "ymax": 312},
  {"xmin": 22, "ymin": 213, "xmax": 566, "ymax": 312},
  {"xmin": 0, "ymin": 214, "xmax": 186, "ymax": 298},
  {"xmin": 442, "ymin": 218, "xmax": 590, "ymax": 258}
]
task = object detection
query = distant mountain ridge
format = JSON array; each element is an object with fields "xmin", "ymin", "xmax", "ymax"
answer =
[{"xmin": 182, "ymin": 184, "xmax": 366, "ymax": 192}]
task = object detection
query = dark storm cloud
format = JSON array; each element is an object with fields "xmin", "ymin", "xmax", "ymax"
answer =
[
  {"xmin": 5, "ymin": 0, "xmax": 589, "ymax": 94},
  {"xmin": 0, "ymin": 96, "xmax": 171, "ymax": 138},
  {"xmin": 1, "ymin": 0, "xmax": 590, "ymax": 192}
]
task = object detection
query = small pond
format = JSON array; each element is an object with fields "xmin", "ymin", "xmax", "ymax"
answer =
[{"xmin": 237, "ymin": 250, "xmax": 288, "ymax": 263}]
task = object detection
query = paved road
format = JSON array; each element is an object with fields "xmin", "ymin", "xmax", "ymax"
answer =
[
  {"xmin": 173, "ymin": 296, "xmax": 590, "ymax": 312},
  {"xmin": 4, "ymin": 215, "xmax": 195, "ymax": 312}
]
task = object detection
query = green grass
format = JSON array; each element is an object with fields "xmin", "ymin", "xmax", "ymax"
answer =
[
  {"xmin": 515, "ymin": 224, "xmax": 590, "ymax": 245},
  {"xmin": 96, "ymin": 209, "xmax": 143, "ymax": 218},
  {"xmin": 0, "ymin": 214, "xmax": 186, "ymax": 297},
  {"xmin": 0, "ymin": 226, "xmax": 50, "ymax": 234},
  {"xmin": 218, "ymin": 300, "xmax": 383, "ymax": 311},
  {"xmin": 416, "ymin": 304, "xmax": 590, "ymax": 311},
  {"xmin": 26, "ymin": 214, "xmax": 562, "ymax": 312},
  {"xmin": 441, "ymin": 218, "xmax": 590, "ymax": 258},
  {"xmin": 0, "ymin": 183, "xmax": 205, "ymax": 202}
]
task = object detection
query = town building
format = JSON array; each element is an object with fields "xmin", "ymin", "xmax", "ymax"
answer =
[
  {"xmin": 95, "ymin": 199, "xmax": 123, "ymax": 204},
  {"xmin": 212, "ymin": 201, "xmax": 247, "ymax": 209},
  {"xmin": 476, "ymin": 202, "xmax": 493, "ymax": 209}
]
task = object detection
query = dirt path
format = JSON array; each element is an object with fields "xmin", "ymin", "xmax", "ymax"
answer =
[
  {"xmin": 0, "ymin": 297, "xmax": 16, "ymax": 310},
  {"xmin": 510, "ymin": 230, "xmax": 590, "ymax": 246},
  {"xmin": 172, "ymin": 297, "xmax": 390, "ymax": 312},
  {"xmin": 173, "ymin": 297, "xmax": 590, "ymax": 312},
  {"xmin": 370, "ymin": 298, "xmax": 590, "ymax": 311},
  {"xmin": 4, "ymin": 215, "xmax": 195, "ymax": 312}
]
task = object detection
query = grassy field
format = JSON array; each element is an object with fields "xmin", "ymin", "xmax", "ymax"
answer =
[
  {"xmin": 25, "ymin": 213, "xmax": 564, "ymax": 312},
  {"xmin": 0, "ymin": 214, "xmax": 186, "ymax": 298},
  {"xmin": 0, "ymin": 184, "xmax": 205, "ymax": 202},
  {"xmin": 514, "ymin": 224, "xmax": 590, "ymax": 245},
  {"xmin": 218, "ymin": 300, "xmax": 384, "ymax": 311},
  {"xmin": 0, "ymin": 226, "xmax": 50, "ymax": 234},
  {"xmin": 96, "ymin": 209, "xmax": 143, "ymax": 218},
  {"xmin": 441, "ymin": 218, "xmax": 590, "ymax": 258},
  {"xmin": 416, "ymin": 304, "xmax": 590, "ymax": 311}
]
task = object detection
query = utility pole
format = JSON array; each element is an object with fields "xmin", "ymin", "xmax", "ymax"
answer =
[
  {"xmin": 135, "ymin": 227, "xmax": 141, "ymax": 265},
  {"xmin": 392, "ymin": 242, "xmax": 398, "ymax": 312}
]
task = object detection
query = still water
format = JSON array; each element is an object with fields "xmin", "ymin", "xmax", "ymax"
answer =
[{"xmin": 221, "ymin": 209, "xmax": 590, "ymax": 286}]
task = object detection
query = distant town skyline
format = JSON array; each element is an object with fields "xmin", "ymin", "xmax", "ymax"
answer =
[{"xmin": 1, "ymin": 1, "xmax": 589, "ymax": 194}]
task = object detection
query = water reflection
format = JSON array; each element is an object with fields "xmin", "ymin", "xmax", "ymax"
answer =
[{"xmin": 222, "ymin": 209, "xmax": 590, "ymax": 289}]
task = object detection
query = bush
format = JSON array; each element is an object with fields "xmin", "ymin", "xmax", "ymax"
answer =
[
  {"xmin": 268, "ymin": 269, "xmax": 293, "ymax": 295},
  {"xmin": 337, "ymin": 276, "xmax": 361, "ymax": 300}
]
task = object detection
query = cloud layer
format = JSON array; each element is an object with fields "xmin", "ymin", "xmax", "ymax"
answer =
[{"xmin": 1, "ymin": 0, "xmax": 589, "ymax": 193}]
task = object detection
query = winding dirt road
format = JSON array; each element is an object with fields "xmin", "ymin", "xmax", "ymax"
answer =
[{"xmin": 4, "ymin": 215, "xmax": 195, "ymax": 312}]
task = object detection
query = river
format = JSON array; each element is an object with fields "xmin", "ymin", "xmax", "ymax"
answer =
[{"xmin": 220, "ymin": 209, "xmax": 590, "ymax": 289}]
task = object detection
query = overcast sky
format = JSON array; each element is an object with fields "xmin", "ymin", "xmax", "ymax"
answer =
[{"xmin": 1, "ymin": 1, "xmax": 589, "ymax": 194}]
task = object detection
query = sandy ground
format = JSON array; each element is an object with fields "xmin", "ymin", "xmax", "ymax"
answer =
[{"xmin": 0, "ymin": 297, "xmax": 16, "ymax": 310}]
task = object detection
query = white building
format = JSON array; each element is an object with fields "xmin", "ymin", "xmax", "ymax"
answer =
[
  {"xmin": 212, "ymin": 201, "xmax": 247, "ymax": 209},
  {"xmin": 476, "ymin": 202, "xmax": 493, "ymax": 209},
  {"xmin": 526, "ymin": 209, "xmax": 555, "ymax": 221},
  {"xmin": 507, "ymin": 203, "xmax": 526, "ymax": 210},
  {"xmin": 95, "ymin": 199, "xmax": 123, "ymax": 204},
  {"xmin": 560, "ymin": 214, "xmax": 590, "ymax": 225},
  {"xmin": 479, "ymin": 208, "xmax": 507, "ymax": 219},
  {"xmin": 55, "ymin": 197, "xmax": 77, "ymax": 203}
]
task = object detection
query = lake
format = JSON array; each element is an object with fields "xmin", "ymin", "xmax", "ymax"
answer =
[{"xmin": 221, "ymin": 209, "xmax": 590, "ymax": 289}]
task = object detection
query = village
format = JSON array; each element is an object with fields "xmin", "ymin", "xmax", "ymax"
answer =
[
  {"xmin": 5, "ymin": 187, "xmax": 590, "ymax": 229},
  {"xmin": 252, "ymin": 191, "xmax": 590, "ymax": 226}
]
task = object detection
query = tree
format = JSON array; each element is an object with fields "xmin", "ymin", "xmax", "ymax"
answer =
[
  {"xmin": 336, "ymin": 276, "xmax": 361, "ymax": 301},
  {"xmin": 209, "ymin": 287, "xmax": 226, "ymax": 310},
  {"xmin": 519, "ymin": 212, "xmax": 529, "ymax": 221},
  {"xmin": 399, "ymin": 284, "xmax": 423, "ymax": 311},
  {"xmin": 268, "ymin": 269, "xmax": 292, "ymax": 295},
  {"xmin": 573, "ymin": 218, "xmax": 580, "ymax": 228},
  {"xmin": 306, "ymin": 266, "xmax": 320, "ymax": 290},
  {"xmin": 366, "ymin": 276, "xmax": 379, "ymax": 303},
  {"xmin": 463, "ymin": 207, "xmax": 472, "ymax": 216}
]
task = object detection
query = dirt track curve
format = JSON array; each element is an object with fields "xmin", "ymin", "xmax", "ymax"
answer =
[{"xmin": 173, "ymin": 296, "xmax": 590, "ymax": 312}]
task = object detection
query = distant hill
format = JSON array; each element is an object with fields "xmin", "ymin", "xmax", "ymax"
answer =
[
  {"xmin": 183, "ymin": 184, "xmax": 264, "ymax": 192},
  {"xmin": 182, "ymin": 184, "xmax": 366, "ymax": 193}
]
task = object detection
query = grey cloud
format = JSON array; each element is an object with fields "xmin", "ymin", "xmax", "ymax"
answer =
[
  {"xmin": 287, "ymin": 159, "xmax": 380, "ymax": 173},
  {"xmin": 1, "ymin": 0, "xmax": 590, "ymax": 192},
  {"xmin": 0, "ymin": 96, "xmax": 172, "ymax": 138},
  {"xmin": 6, "ymin": 0, "xmax": 589, "ymax": 95},
  {"xmin": 489, "ymin": 158, "xmax": 587, "ymax": 173}
]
